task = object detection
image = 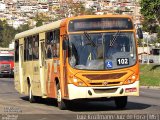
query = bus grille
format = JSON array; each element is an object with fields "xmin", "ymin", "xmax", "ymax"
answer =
[
  {"xmin": 83, "ymin": 72, "xmax": 127, "ymax": 80},
  {"xmin": 0, "ymin": 64, "xmax": 11, "ymax": 72},
  {"xmin": 93, "ymin": 88, "xmax": 118, "ymax": 94}
]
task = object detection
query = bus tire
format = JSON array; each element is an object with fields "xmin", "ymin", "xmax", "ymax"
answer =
[
  {"xmin": 28, "ymin": 84, "xmax": 35, "ymax": 103},
  {"xmin": 114, "ymin": 96, "xmax": 127, "ymax": 109},
  {"xmin": 56, "ymin": 84, "xmax": 67, "ymax": 110}
]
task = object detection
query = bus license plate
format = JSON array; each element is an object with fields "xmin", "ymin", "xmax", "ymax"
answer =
[{"xmin": 117, "ymin": 58, "xmax": 129, "ymax": 65}]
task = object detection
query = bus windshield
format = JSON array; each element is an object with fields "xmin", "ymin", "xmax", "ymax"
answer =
[
  {"xmin": 68, "ymin": 32, "xmax": 136, "ymax": 70},
  {"xmin": 0, "ymin": 56, "xmax": 14, "ymax": 61}
]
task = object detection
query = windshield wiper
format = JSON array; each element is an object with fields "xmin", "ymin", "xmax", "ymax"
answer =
[
  {"xmin": 109, "ymin": 30, "xmax": 120, "ymax": 47},
  {"xmin": 83, "ymin": 31, "xmax": 96, "ymax": 47}
]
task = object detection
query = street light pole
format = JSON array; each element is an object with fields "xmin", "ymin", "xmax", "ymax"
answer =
[{"xmin": 147, "ymin": 34, "xmax": 149, "ymax": 64}]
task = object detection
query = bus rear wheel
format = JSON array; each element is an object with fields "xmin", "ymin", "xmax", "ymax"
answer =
[
  {"xmin": 56, "ymin": 84, "xmax": 67, "ymax": 110},
  {"xmin": 114, "ymin": 96, "xmax": 128, "ymax": 109}
]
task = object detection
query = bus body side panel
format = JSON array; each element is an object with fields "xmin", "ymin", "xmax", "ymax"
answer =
[
  {"xmin": 23, "ymin": 61, "xmax": 33, "ymax": 94},
  {"xmin": 59, "ymin": 24, "xmax": 69, "ymax": 99},
  {"xmin": 44, "ymin": 58, "xmax": 59, "ymax": 98},
  {"xmin": 48, "ymin": 58, "xmax": 61, "ymax": 98},
  {"xmin": 19, "ymin": 38, "xmax": 25, "ymax": 94},
  {"xmin": 32, "ymin": 60, "xmax": 41, "ymax": 96},
  {"xmin": 39, "ymin": 33, "xmax": 47, "ymax": 98},
  {"xmin": 45, "ymin": 59, "xmax": 53, "ymax": 97},
  {"xmin": 14, "ymin": 63, "xmax": 20, "ymax": 93}
]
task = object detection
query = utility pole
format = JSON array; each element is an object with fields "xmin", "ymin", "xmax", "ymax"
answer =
[{"xmin": 147, "ymin": 33, "xmax": 149, "ymax": 65}]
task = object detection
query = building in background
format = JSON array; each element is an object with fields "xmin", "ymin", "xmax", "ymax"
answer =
[
  {"xmin": 38, "ymin": 0, "xmax": 48, "ymax": 3},
  {"xmin": 0, "ymin": 0, "xmax": 143, "ymax": 29},
  {"xmin": 0, "ymin": 2, "xmax": 6, "ymax": 12}
]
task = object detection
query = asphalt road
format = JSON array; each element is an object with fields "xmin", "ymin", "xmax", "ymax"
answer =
[{"xmin": 0, "ymin": 78, "xmax": 160, "ymax": 120}]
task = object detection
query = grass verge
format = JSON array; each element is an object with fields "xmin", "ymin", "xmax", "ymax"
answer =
[{"xmin": 140, "ymin": 64, "xmax": 160, "ymax": 86}]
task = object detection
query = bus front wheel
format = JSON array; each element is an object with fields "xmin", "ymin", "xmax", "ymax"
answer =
[
  {"xmin": 56, "ymin": 84, "xmax": 67, "ymax": 110},
  {"xmin": 114, "ymin": 96, "xmax": 128, "ymax": 109}
]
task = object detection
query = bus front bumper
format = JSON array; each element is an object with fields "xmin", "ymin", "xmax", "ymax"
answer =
[{"xmin": 67, "ymin": 81, "xmax": 139, "ymax": 100}]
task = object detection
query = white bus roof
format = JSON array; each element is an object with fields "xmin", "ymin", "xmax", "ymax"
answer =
[{"xmin": 14, "ymin": 19, "xmax": 62, "ymax": 40}]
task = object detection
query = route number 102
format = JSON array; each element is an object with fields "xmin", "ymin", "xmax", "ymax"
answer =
[{"xmin": 117, "ymin": 58, "xmax": 129, "ymax": 65}]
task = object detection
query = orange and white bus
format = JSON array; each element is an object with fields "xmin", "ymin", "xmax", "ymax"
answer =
[{"xmin": 14, "ymin": 15, "xmax": 140, "ymax": 110}]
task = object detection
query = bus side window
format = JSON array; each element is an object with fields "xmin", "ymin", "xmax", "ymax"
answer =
[
  {"xmin": 33, "ymin": 35, "xmax": 39, "ymax": 60},
  {"xmin": 57, "ymin": 29, "xmax": 60, "ymax": 57},
  {"xmin": 26, "ymin": 36, "xmax": 33, "ymax": 61},
  {"xmin": 52, "ymin": 29, "xmax": 60, "ymax": 57},
  {"xmin": 15, "ymin": 40, "xmax": 19, "ymax": 62},
  {"xmin": 45, "ymin": 29, "xmax": 60, "ymax": 59},
  {"xmin": 46, "ymin": 31, "xmax": 53, "ymax": 59}
]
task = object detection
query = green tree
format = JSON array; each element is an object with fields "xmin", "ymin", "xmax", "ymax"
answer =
[
  {"xmin": 140, "ymin": 0, "xmax": 160, "ymax": 24},
  {"xmin": 140, "ymin": 0, "xmax": 160, "ymax": 44},
  {"xmin": 156, "ymin": 26, "xmax": 160, "ymax": 43},
  {"xmin": 17, "ymin": 22, "xmax": 30, "ymax": 32},
  {"xmin": 0, "ymin": 20, "xmax": 31, "ymax": 47},
  {"xmin": 141, "ymin": 19, "xmax": 159, "ymax": 33},
  {"xmin": 36, "ymin": 20, "xmax": 43, "ymax": 27},
  {"xmin": 0, "ymin": 20, "xmax": 16, "ymax": 47}
]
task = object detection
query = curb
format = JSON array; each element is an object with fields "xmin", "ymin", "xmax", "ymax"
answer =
[{"xmin": 140, "ymin": 86, "xmax": 160, "ymax": 90}]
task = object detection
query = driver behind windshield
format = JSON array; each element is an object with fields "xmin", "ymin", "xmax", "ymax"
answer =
[{"xmin": 69, "ymin": 35, "xmax": 98, "ymax": 67}]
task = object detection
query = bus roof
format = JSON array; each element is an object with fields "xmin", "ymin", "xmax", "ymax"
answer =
[
  {"xmin": 14, "ymin": 14, "xmax": 133, "ymax": 40},
  {"xmin": 66, "ymin": 14, "xmax": 132, "ymax": 20},
  {"xmin": 14, "ymin": 19, "xmax": 62, "ymax": 40}
]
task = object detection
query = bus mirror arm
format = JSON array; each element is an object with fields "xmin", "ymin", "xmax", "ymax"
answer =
[{"xmin": 63, "ymin": 40, "xmax": 68, "ymax": 50}]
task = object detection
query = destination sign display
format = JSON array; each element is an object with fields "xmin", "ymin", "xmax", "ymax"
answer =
[{"xmin": 69, "ymin": 18, "xmax": 133, "ymax": 32}]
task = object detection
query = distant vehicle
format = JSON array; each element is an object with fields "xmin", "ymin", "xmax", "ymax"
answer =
[
  {"xmin": 149, "ymin": 59, "xmax": 154, "ymax": 63},
  {"xmin": 143, "ymin": 59, "xmax": 147, "ymax": 63},
  {"xmin": 0, "ymin": 48, "xmax": 14, "ymax": 77},
  {"xmin": 142, "ymin": 59, "xmax": 154, "ymax": 63}
]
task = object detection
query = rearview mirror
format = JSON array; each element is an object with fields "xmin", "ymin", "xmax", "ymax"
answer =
[{"xmin": 137, "ymin": 28, "xmax": 143, "ymax": 39}]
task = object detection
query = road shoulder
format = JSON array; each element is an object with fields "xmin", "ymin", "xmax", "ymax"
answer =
[{"xmin": 140, "ymin": 86, "xmax": 160, "ymax": 90}]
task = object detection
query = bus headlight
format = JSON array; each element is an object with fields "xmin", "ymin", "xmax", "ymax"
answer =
[
  {"xmin": 123, "ymin": 74, "xmax": 137, "ymax": 85},
  {"xmin": 72, "ymin": 77, "xmax": 87, "ymax": 87}
]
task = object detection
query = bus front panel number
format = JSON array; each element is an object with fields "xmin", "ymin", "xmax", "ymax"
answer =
[{"xmin": 117, "ymin": 58, "xmax": 129, "ymax": 65}]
